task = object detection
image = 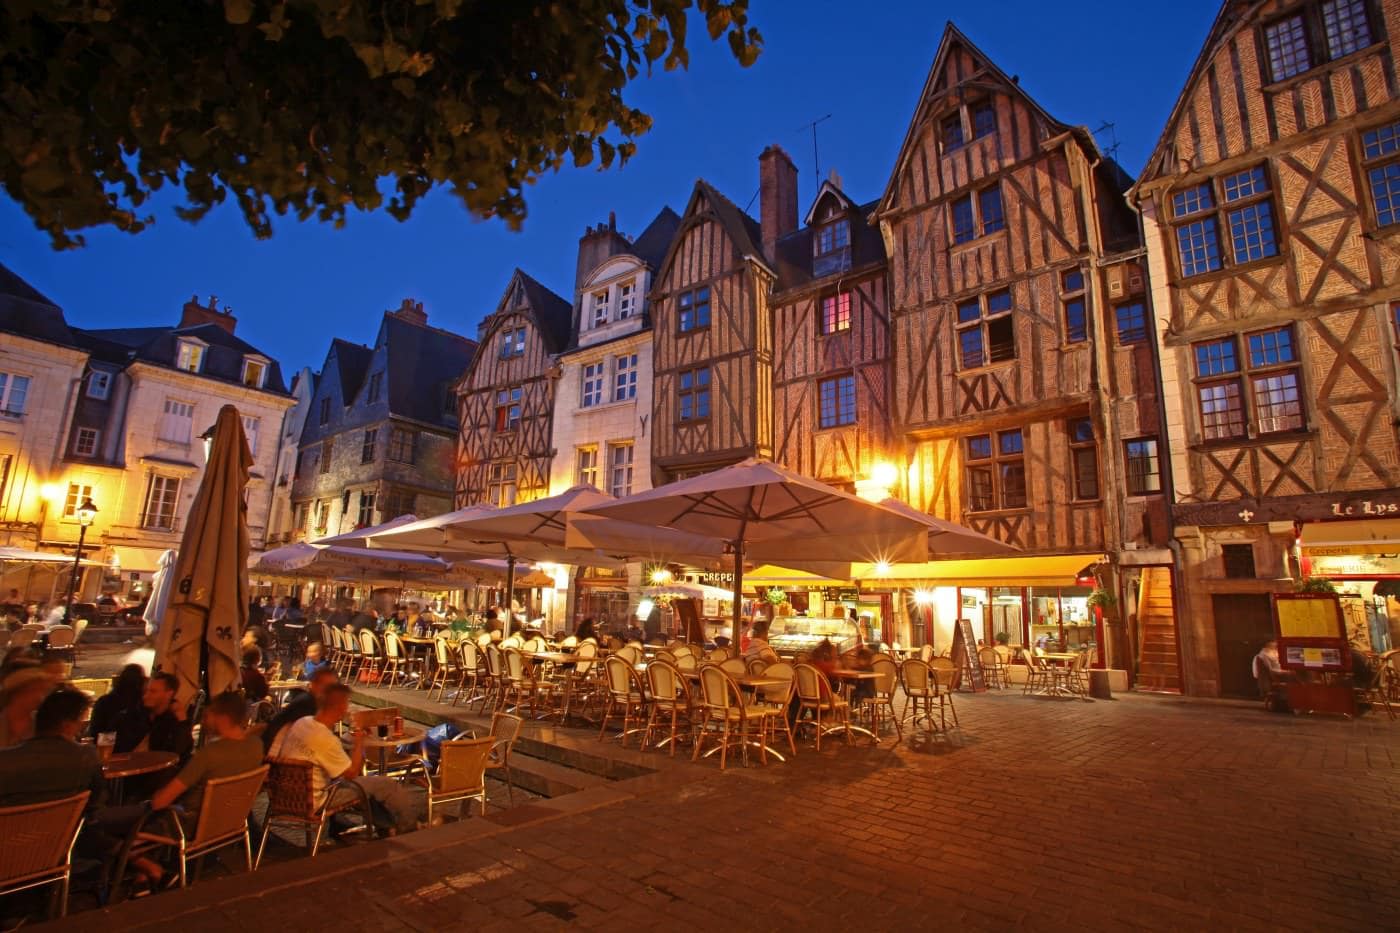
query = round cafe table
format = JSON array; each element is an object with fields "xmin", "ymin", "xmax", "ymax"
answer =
[
  {"xmin": 361, "ymin": 725, "xmax": 426, "ymax": 776},
  {"xmin": 102, "ymin": 750, "xmax": 179, "ymax": 802}
]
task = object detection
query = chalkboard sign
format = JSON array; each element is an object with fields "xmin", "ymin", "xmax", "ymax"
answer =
[{"xmin": 950, "ymin": 617, "xmax": 986, "ymax": 692}]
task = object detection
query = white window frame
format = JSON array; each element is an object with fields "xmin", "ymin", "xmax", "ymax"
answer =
[
  {"xmin": 176, "ymin": 339, "xmax": 207, "ymax": 374},
  {"xmin": 241, "ymin": 357, "xmax": 268, "ymax": 389},
  {"xmin": 141, "ymin": 475, "xmax": 181, "ymax": 529},
  {"xmin": 74, "ymin": 427, "xmax": 100, "ymax": 458},
  {"xmin": 577, "ymin": 446, "xmax": 599, "ymax": 488},
  {"xmin": 613, "ymin": 353, "xmax": 638, "ymax": 402},
  {"xmin": 64, "ymin": 482, "xmax": 95, "ymax": 518},
  {"xmin": 617, "ymin": 280, "xmax": 637, "ymax": 319},
  {"xmin": 241, "ymin": 415, "xmax": 261, "ymax": 456},
  {"xmin": 581, "ymin": 362, "xmax": 605, "ymax": 408},
  {"xmin": 591, "ymin": 289, "xmax": 611, "ymax": 328},
  {"xmin": 159, "ymin": 398, "xmax": 195, "ymax": 444},
  {"xmin": 0, "ymin": 372, "xmax": 31, "ymax": 416},
  {"xmin": 608, "ymin": 442, "xmax": 634, "ymax": 497},
  {"xmin": 86, "ymin": 371, "xmax": 112, "ymax": 400}
]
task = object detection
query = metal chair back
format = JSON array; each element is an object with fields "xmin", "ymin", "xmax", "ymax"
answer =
[
  {"xmin": 438, "ymin": 737, "xmax": 493, "ymax": 793},
  {"xmin": 190, "ymin": 766, "xmax": 268, "ymax": 849},
  {"xmin": 0, "ymin": 790, "xmax": 88, "ymax": 905}
]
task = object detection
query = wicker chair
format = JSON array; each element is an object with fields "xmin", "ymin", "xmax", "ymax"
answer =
[
  {"xmin": 255, "ymin": 759, "xmax": 370, "ymax": 866},
  {"xmin": 428, "ymin": 638, "xmax": 461, "ymax": 702},
  {"xmin": 0, "ymin": 791, "xmax": 88, "ymax": 919},
  {"xmin": 900, "ymin": 658, "xmax": 958, "ymax": 733},
  {"xmin": 719, "ymin": 657, "xmax": 747, "ymax": 676},
  {"xmin": 918, "ymin": 644, "xmax": 935, "ymax": 663},
  {"xmin": 978, "ymin": 646, "xmax": 1008, "ymax": 689},
  {"xmin": 560, "ymin": 635, "xmax": 579, "ymax": 649},
  {"xmin": 413, "ymin": 737, "xmax": 493, "ymax": 822},
  {"xmin": 793, "ymin": 663, "xmax": 850, "ymax": 751},
  {"xmin": 1021, "ymin": 648, "xmax": 1050, "ymax": 696},
  {"xmin": 745, "ymin": 657, "xmax": 770, "ymax": 676},
  {"xmin": 502, "ymin": 647, "xmax": 553, "ymax": 718},
  {"xmin": 382, "ymin": 632, "xmax": 410, "ymax": 688},
  {"xmin": 598, "ymin": 655, "xmax": 648, "ymax": 746},
  {"xmin": 756, "ymin": 661, "xmax": 797, "ymax": 756},
  {"xmin": 124, "ymin": 766, "xmax": 268, "ymax": 888},
  {"xmin": 451, "ymin": 640, "xmax": 484, "ymax": 707},
  {"xmin": 479, "ymin": 644, "xmax": 505, "ymax": 713},
  {"xmin": 864, "ymin": 655, "xmax": 903, "ymax": 740},
  {"xmin": 357, "ymin": 630, "xmax": 384, "ymax": 684},
  {"xmin": 485, "ymin": 712, "xmax": 523, "ymax": 806},
  {"xmin": 929, "ymin": 655, "xmax": 957, "ymax": 691},
  {"xmin": 674, "ymin": 653, "xmax": 698, "ymax": 672},
  {"xmin": 558, "ymin": 640, "xmax": 600, "ymax": 722},
  {"xmin": 643, "ymin": 659, "xmax": 696, "ymax": 756},
  {"xmin": 339, "ymin": 626, "xmax": 361, "ymax": 679},
  {"xmin": 614, "ymin": 644, "xmax": 643, "ymax": 665},
  {"xmin": 693, "ymin": 664, "xmax": 778, "ymax": 769},
  {"xmin": 706, "ymin": 647, "xmax": 729, "ymax": 662}
]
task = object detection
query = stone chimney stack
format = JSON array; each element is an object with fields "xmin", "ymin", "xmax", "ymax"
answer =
[
  {"xmin": 390, "ymin": 298, "xmax": 428, "ymax": 326},
  {"xmin": 759, "ymin": 145, "xmax": 798, "ymax": 260},
  {"xmin": 574, "ymin": 211, "xmax": 631, "ymax": 293},
  {"xmin": 179, "ymin": 294, "xmax": 237, "ymax": 335}
]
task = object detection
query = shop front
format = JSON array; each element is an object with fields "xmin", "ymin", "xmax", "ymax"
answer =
[{"xmin": 1299, "ymin": 518, "xmax": 1400, "ymax": 653}]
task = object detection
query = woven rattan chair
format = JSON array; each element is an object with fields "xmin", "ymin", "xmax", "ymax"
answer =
[
  {"xmin": 675, "ymin": 652, "xmax": 698, "ymax": 672},
  {"xmin": 357, "ymin": 629, "xmax": 384, "ymax": 684},
  {"xmin": 0, "ymin": 791, "xmax": 88, "ymax": 919},
  {"xmin": 599, "ymin": 655, "xmax": 648, "ymax": 746},
  {"xmin": 558, "ymin": 640, "xmax": 600, "ymax": 721},
  {"xmin": 339, "ymin": 626, "xmax": 361, "ymax": 679},
  {"xmin": 485, "ymin": 712, "xmax": 523, "ymax": 805},
  {"xmin": 614, "ymin": 644, "xmax": 643, "ymax": 665},
  {"xmin": 643, "ymin": 659, "xmax": 696, "ymax": 756},
  {"xmin": 451, "ymin": 640, "xmax": 484, "ymax": 707},
  {"xmin": 428, "ymin": 637, "xmax": 460, "ymax": 701},
  {"xmin": 382, "ymin": 632, "xmax": 410, "ymax": 688},
  {"xmin": 256, "ymin": 759, "xmax": 370, "ymax": 866},
  {"xmin": 414, "ymin": 736, "xmax": 493, "ymax": 822},
  {"xmin": 793, "ymin": 663, "xmax": 850, "ymax": 751},
  {"xmin": 756, "ymin": 661, "xmax": 797, "ymax": 756},
  {"xmin": 978, "ymin": 646, "xmax": 1007, "ymax": 689},
  {"xmin": 900, "ymin": 658, "xmax": 958, "ymax": 733},
  {"xmin": 918, "ymin": 644, "xmax": 935, "ymax": 663},
  {"xmin": 865, "ymin": 655, "xmax": 903, "ymax": 740},
  {"xmin": 693, "ymin": 664, "xmax": 777, "ymax": 769},
  {"xmin": 1021, "ymin": 648, "xmax": 1049, "ymax": 696},
  {"xmin": 929, "ymin": 655, "xmax": 957, "ymax": 690},
  {"xmin": 502, "ymin": 647, "xmax": 553, "ymax": 718},
  {"xmin": 706, "ymin": 647, "xmax": 729, "ymax": 663},
  {"xmin": 126, "ymin": 766, "xmax": 268, "ymax": 888},
  {"xmin": 480, "ymin": 644, "xmax": 505, "ymax": 712},
  {"xmin": 745, "ymin": 657, "xmax": 770, "ymax": 676},
  {"xmin": 720, "ymin": 657, "xmax": 747, "ymax": 676},
  {"xmin": 560, "ymin": 635, "xmax": 579, "ymax": 649}
]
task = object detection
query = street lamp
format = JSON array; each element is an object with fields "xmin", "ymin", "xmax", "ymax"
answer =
[{"xmin": 63, "ymin": 496, "xmax": 97, "ymax": 623}]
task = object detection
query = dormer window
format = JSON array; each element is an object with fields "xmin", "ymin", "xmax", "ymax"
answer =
[
  {"xmin": 591, "ymin": 290, "xmax": 611, "ymax": 327},
  {"xmin": 86, "ymin": 371, "xmax": 112, "ymax": 400},
  {"xmin": 814, "ymin": 218, "xmax": 851, "ymax": 277},
  {"xmin": 241, "ymin": 357, "xmax": 268, "ymax": 389},
  {"xmin": 617, "ymin": 281, "xmax": 636, "ymax": 319},
  {"xmin": 499, "ymin": 326, "xmax": 526, "ymax": 359},
  {"xmin": 176, "ymin": 339, "xmax": 206, "ymax": 373}
]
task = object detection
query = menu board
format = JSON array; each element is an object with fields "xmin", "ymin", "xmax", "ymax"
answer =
[
  {"xmin": 1274, "ymin": 595, "xmax": 1343, "ymax": 639},
  {"xmin": 950, "ymin": 617, "xmax": 986, "ymax": 692}
]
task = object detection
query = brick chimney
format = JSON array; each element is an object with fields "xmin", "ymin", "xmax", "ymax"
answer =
[
  {"xmin": 390, "ymin": 298, "xmax": 428, "ymax": 326},
  {"xmin": 179, "ymin": 294, "xmax": 237, "ymax": 335},
  {"xmin": 759, "ymin": 145, "xmax": 798, "ymax": 260},
  {"xmin": 574, "ymin": 211, "xmax": 631, "ymax": 292}
]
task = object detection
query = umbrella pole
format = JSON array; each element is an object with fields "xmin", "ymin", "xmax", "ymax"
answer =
[
  {"xmin": 504, "ymin": 555, "xmax": 517, "ymax": 634},
  {"xmin": 730, "ymin": 541, "xmax": 745, "ymax": 659}
]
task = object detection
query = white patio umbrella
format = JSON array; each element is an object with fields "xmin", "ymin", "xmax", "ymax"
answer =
[
  {"xmin": 873, "ymin": 496, "xmax": 1018, "ymax": 556},
  {"xmin": 0, "ymin": 546, "xmax": 101, "ymax": 564},
  {"xmin": 249, "ymin": 542, "xmax": 451, "ymax": 579},
  {"xmin": 142, "ymin": 548, "xmax": 178, "ymax": 638},
  {"xmin": 580, "ymin": 459, "xmax": 931, "ymax": 654},
  {"xmin": 312, "ymin": 513, "xmax": 420, "ymax": 547}
]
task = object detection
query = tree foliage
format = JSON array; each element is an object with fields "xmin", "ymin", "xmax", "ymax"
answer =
[{"xmin": 0, "ymin": 0, "xmax": 762, "ymax": 248}]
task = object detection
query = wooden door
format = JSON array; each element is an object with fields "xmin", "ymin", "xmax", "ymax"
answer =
[{"xmin": 1211, "ymin": 594, "xmax": 1275, "ymax": 699}]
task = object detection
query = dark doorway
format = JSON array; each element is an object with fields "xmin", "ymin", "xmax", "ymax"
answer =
[{"xmin": 1212, "ymin": 594, "xmax": 1275, "ymax": 698}]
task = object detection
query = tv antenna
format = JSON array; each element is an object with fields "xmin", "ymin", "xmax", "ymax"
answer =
[
  {"xmin": 797, "ymin": 114, "xmax": 833, "ymax": 179},
  {"xmin": 1092, "ymin": 120, "xmax": 1121, "ymax": 161}
]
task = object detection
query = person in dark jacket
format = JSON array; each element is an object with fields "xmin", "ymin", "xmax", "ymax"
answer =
[
  {"xmin": 114, "ymin": 672, "xmax": 193, "ymax": 765},
  {"xmin": 88, "ymin": 664, "xmax": 147, "ymax": 738}
]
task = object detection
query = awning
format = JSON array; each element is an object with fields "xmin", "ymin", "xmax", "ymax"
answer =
[
  {"xmin": 1300, "ymin": 518, "xmax": 1400, "ymax": 556},
  {"xmin": 107, "ymin": 545, "xmax": 164, "ymax": 573},
  {"xmin": 850, "ymin": 553, "xmax": 1105, "ymax": 587},
  {"xmin": 743, "ymin": 564, "xmax": 849, "ymax": 586}
]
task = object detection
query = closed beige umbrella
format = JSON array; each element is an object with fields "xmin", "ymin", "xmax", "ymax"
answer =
[{"xmin": 153, "ymin": 405, "xmax": 251, "ymax": 708}]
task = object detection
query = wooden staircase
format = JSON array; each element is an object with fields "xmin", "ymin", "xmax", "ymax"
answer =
[{"xmin": 1135, "ymin": 566, "xmax": 1182, "ymax": 693}]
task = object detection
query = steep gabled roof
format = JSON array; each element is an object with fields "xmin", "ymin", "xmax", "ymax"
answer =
[
  {"xmin": 630, "ymin": 206, "xmax": 682, "ymax": 270},
  {"xmin": 329, "ymin": 338, "xmax": 373, "ymax": 402},
  {"xmin": 381, "ymin": 313, "xmax": 476, "ymax": 427},
  {"xmin": 512, "ymin": 269, "xmax": 572, "ymax": 353},
  {"xmin": 694, "ymin": 180, "xmax": 768, "ymax": 267},
  {"xmin": 876, "ymin": 21, "xmax": 1075, "ymax": 214},
  {"xmin": 0, "ymin": 263, "xmax": 83, "ymax": 350},
  {"xmin": 1129, "ymin": 0, "xmax": 1243, "ymax": 196}
]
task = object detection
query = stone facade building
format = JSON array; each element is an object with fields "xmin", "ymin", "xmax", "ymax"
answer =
[{"xmin": 290, "ymin": 300, "xmax": 474, "ymax": 540}]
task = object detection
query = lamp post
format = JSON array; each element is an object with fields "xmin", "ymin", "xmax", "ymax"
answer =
[{"xmin": 63, "ymin": 497, "xmax": 97, "ymax": 623}]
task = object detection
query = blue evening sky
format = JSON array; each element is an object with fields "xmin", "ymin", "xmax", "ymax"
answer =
[{"xmin": 0, "ymin": 0, "xmax": 1219, "ymax": 376}]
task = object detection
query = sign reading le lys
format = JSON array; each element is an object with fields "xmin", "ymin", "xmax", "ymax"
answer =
[{"xmin": 1330, "ymin": 498, "xmax": 1400, "ymax": 516}]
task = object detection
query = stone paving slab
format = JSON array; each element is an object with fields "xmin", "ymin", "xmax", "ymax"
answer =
[{"xmin": 48, "ymin": 691, "xmax": 1400, "ymax": 931}]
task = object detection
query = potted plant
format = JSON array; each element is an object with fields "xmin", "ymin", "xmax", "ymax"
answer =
[
  {"xmin": 1295, "ymin": 576, "xmax": 1337, "ymax": 594},
  {"xmin": 1086, "ymin": 587, "xmax": 1118, "ymax": 621},
  {"xmin": 994, "ymin": 631, "xmax": 1010, "ymax": 646}
]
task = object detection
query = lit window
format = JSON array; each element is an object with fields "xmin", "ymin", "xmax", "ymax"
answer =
[
  {"xmin": 494, "ymin": 387, "xmax": 522, "ymax": 432},
  {"xmin": 241, "ymin": 358, "xmax": 267, "ymax": 389},
  {"xmin": 821, "ymin": 292, "xmax": 852, "ymax": 335},
  {"xmin": 818, "ymin": 374, "xmax": 856, "ymax": 428},
  {"xmin": 488, "ymin": 462, "xmax": 518, "ymax": 508},
  {"xmin": 176, "ymin": 340, "xmax": 205, "ymax": 373},
  {"xmin": 64, "ymin": 482, "xmax": 94, "ymax": 518},
  {"xmin": 86, "ymin": 371, "xmax": 111, "ymax": 400}
]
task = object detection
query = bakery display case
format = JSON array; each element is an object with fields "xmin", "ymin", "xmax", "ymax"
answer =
[{"xmin": 767, "ymin": 615, "xmax": 859, "ymax": 654}]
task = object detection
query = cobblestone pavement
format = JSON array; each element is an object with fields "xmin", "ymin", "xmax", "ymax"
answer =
[{"xmin": 56, "ymin": 691, "xmax": 1400, "ymax": 932}]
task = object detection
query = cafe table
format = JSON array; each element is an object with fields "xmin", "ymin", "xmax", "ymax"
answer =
[
  {"xmin": 361, "ymin": 724, "xmax": 426, "ymax": 776},
  {"xmin": 102, "ymin": 750, "xmax": 179, "ymax": 802},
  {"xmin": 1036, "ymin": 652, "xmax": 1080, "ymax": 697}
]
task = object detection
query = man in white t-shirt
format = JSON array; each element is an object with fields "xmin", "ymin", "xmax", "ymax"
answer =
[{"xmin": 268, "ymin": 684, "xmax": 420, "ymax": 833}]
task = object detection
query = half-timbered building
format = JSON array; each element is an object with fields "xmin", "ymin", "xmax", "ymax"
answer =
[
  {"xmin": 455, "ymin": 270, "xmax": 571, "ymax": 507},
  {"xmin": 769, "ymin": 154, "xmax": 896, "ymax": 488},
  {"xmin": 650, "ymin": 181, "xmax": 776, "ymax": 481},
  {"xmin": 1133, "ymin": 0, "xmax": 1400, "ymax": 697},
  {"xmin": 873, "ymin": 25, "xmax": 1168, "ymax": 671}
]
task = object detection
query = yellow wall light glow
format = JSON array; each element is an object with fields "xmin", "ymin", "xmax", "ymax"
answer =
[
  {"xmin": 874, "ymin": 560, "xmax": 892, "ymax": 577},
  {"xmin": 870, "ymin": 461, "xmax": 899, "ymax": 490}
]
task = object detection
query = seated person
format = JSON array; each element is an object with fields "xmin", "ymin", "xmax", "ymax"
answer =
[
  {"xmin": 300, "ymin": 642, "xmax": 329, "ymax": 680},
  {"xmin": 743, "ymin": 620, "xmax": 780, "ymax": 664},
  {"xmin": 0, "ymin": 666, "xmax": 57, "ymax": 747},
  {"xmin": 89, "ymin": 664, "xmax": 147, "ymax": 738},
  {"xmin": 0, "ymin": 688, "xmax": 104, "ymax": 809},
  {"xmin": 114, "ymin": 671, "xmax": 194, "ymax": 764},
  {"xmin": 1252, "ymin": 639, "xmax": 1290, "ymax": 698},
  {"xmin": 263, "ymin": 667, "xmax": 338, "ymax": 754},
  {"xmin": 241, "ymin": 648, "xmax": 270, "ymax": 701},
  {"xmin": 267, "ymin": 684, "xmax": 421, "ymax": 835}
]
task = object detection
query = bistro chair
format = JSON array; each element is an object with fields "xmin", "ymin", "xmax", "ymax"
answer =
[
  {"xmin": 414, "ymin": 736, "xmax": 493, "ymax": 822},
  {"xmin": 1021, "ymin": 648, "xmax": 1050, "ymax": 696},
  {"xmin": 428, "ymin": 638, "xmax": 461, "ymax": 702},
  {"xmin": 720, "ymin": 657, "xmax": 747, "ymax": 677},
  {"xmin": 674, "ymin": 653, "xmax": 698, "ymax": 672},
  {"xmin": 693, "ymin": 664, "xmax": 778, "ymax": 769},
  {"xmin": 615, "ymin": 644, "xmax": 643, "ymax": 665},
  {"xmin": 560, "ymin": 635, "xmax": 579, "ymax": 649},
  {"xmin": 746, "ymin": 657, "xmax": 770, "ymax": 676},
  {"xmin": 357, "ymin": 629, "xmax": 385, "ymax": 684},
  {"xmin": 9, "ymin": 628, "xmax": 36, "ymax": 650},
  {"xmin": 900, "ymin": 658, "xmax": 958, "ymax": 734},
  {"xmin": 123, "ymin": 766, "xmax": 268, "ymax": 888},
  {"xmin": 756, "ymin": 661, "xmax": 798, "ymax": 757},
  {"xmin": 706, "ymin": 647, "xmax": 729, "ymax": 663},
  {"xmin": 0, "ymin": 791, "xmax": 88, "ymax": 920},
  {"xmin": 599, "ymin": 655, "xmax": 648, "ymax": 746},
  {"xmin": 643, "ymin": 658, "xmax": 696, "ymax": 756},
  {"xmin": 484, "ymin": 712, "xmax": 524, "ymax": 806},
  {"xmin": 452, "ymin": 640, "xmax": 485, "ymax": 708},
  {"xmin": 929, "ymin": 656, "xmax": 957, "ymax": 691},
  {"xmin": 340, "ymin": 626, "xmax": 362, "ymax": 679},
  {"xmin": 479, "ymin": 644, "xmax": 506, "ymax": 713},
  {"xmin": 256, "ymin": 759, "xmax": 371, "ymax": 866},
  {"xmin": 559, "ymin": 640, "xmax": 601, "ymax": 721},
  {"xmin": 502, "ymin": 647, "xmax": 553, "ymax": 718},
  {"xmin": 793, "ymin": 663, "xmax": 851, "ymax": 751},
  {"xmin": 978, "ymin": 646, "xmax": 1008, "ymax": 689},
  {"xmin": 865, "ymin": 655, "xmax": 903, "ymax": 740},
  {"xmin": 918, "ymin": 644, "xmax": 935, "ymax": 663},
  {"xmin": 653, "ymin": 649, "xmax": 677, "ymax": 665},
  {"xmin": 382, "ymin": 632, "xmax": 410, "ymax": 688}
]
